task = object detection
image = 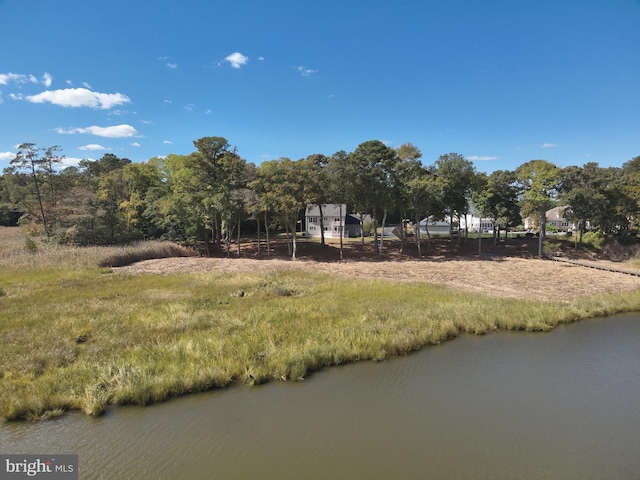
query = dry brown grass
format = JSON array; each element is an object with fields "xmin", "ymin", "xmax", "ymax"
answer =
[{"xmin": 115, "ymin": 254, "xmax": 640, "ymax": 303}]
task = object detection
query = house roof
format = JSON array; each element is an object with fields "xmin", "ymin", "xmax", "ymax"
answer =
[
  {"xmin": 305, "ymin": 204, "xmax": 346, "ymax": 217},
  {"xmin": 345, "ymin": 214, "xmax": 362, "ymax": 225},
  {"xmin": 546, "ymin": 206, "xmax": 567, "ymax": 220},
  {"xmin": 419, "ymin": 216, "xmax": 450, "ymax": 226}
]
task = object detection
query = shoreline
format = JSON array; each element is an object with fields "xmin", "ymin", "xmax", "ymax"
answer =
[{"xmin": 3, "ymin": 230, "xmax": 640, "ymax": 422}]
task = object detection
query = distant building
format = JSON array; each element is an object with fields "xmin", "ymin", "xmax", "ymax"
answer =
[
  {"xmin": 524, "ymin": 206, "xmax": 576, "ymax": 232},
  {"xmin": 305, "ymin": 204, "xmax": 370, "ymax": 238},
  {"xmin": 420, "ymin": 207, "xmax": 493, "ymax": 236},
  {"xmin": 419, "ymin": 216, "xmax": 452, "ymax": 235},
  {"xmin": 546, "ymin": 206, "xmax": 574, "ymax": 231}
]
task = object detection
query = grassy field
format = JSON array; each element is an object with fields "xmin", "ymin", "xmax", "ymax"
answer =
[{"xmin": 2, "ymin": 227, "xmax": 640, "ymax": 421}]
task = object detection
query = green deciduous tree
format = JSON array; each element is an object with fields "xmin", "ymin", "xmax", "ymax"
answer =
[
  {"xmin": 163, "ymin": 137, "xmax": 247, "ymax": 254},
  {"xmin": 350, "ymin": 140, "xmax": 397, "ymax": 256},
  {"xmin": 405, "ymin": 163, "xmax": 440, "ymax": 258},
  {"xmin": 393, "ymin": 143, "xmax": 423, "ymax": 253},
  {"xmin": 121, "ymin": 160, "xmax": 169, "ymax": 239},
  {"xmin": 517, "ymin": 159, "xmax": 560, "ymax": 257},
  {"xmin": 325, "ymin": 150, "xmax": 353, "ymax": 259},
  {"xmin": 434, "ymin": 153, "xmax": 476, "ymax": 241},
  {"xmin": 472, "ymin": 169, "xmax": 521, "ymax": 245},
  {"xmin": 251, "ymin": 158, "xmax": 307, "ymax": 259}
]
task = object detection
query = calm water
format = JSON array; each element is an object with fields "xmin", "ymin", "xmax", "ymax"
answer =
[{"xmin": 2, "ymin": 314, "xmax": 639, "ymax": 479}]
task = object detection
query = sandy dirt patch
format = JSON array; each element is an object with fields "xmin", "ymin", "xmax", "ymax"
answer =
[{"xmin": 114, "ymin": 255, "xmax": 640, "ymax": 303}]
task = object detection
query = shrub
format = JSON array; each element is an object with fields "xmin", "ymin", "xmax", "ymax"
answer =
[
  {"xmin": 23, "ymin": 238, "xmax": 38, "ymax": 253},
  {"xmin": 581, "ymin": 231, "xmax": 606, "ymax": 250}
]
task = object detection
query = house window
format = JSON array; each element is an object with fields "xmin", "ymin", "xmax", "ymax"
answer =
[
  {"xmin": 334, "ymin": 217, "xmax": 340, "ymax": 222},
  {"xmin": 309, "ymin": 217, "xmax": 317, "ymax": 223}
]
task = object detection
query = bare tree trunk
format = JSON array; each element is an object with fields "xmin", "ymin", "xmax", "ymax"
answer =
[
  {"xmin": 285, "ymin": 222, "xmax": 293, "ymax": 257},
  {"xmin": 291, "ymin": 216, "xmax": 297, "ymax": 259},
  {"xmin": 339, "ymin": 204, "xmax": 344, "ymax": 261},
  {"xmin": 256, "ymin": 216, "xmax": 261, "ymax": 256},
  {"xmin": 372, "ymin": 208, "xmax": 379, "ymax": 256},
  {"xmin": 359, "ymin": 213, "xmax": 365, "ymax": 245},
  {"xmin": 464, "ymin": 212, "xmax": 469, "ymax": 240},
  {"xmin": 205, "ymin": 228, "xmax": 211, "ymax": 256},
  {"xmin": 538, "ymin": 210, "xmax": 546, "ymax": 257},
  {"xmin": 225, "ymin": 218, "xmax": 232, "ymax": 258},
  {"xmin": 415, "ymin": 213, "xmax": 422, "ymax": 259},
  {"xmin": 579, "ymin": 221, "xmax": 584, "ymax": 245},
  {"xmin": 318, "ymin": 204, "xmax": 325, "ymax": 247},
  {"xmin": 237, "ymin": 216, "xmax": 241, "ymax": 257},
  {"xmin": 378, "ymin": 209, "xmax": 387, "ymax": 257},
  {"xmin": 33, "ymin": 174, "xmax": 49, "ymax": 237},
  {"xmin": 264, "ymin": 210, "xmax": 271, "ymax": 257}
]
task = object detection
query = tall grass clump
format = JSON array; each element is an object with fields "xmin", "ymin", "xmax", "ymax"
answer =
[
  {"xmin": 96, "ymin": 241, "xmax": 198, "ymax": 267},
  {"xmin": 0, "ymin": 227, "xmax": 196, "ymax": 271}
]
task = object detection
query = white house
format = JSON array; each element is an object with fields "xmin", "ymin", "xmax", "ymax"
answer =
[
  {"xmin": 419, "ymin": 216, "xmax": 452, "ymax": 235},
  {"xmin": 419, "ymin": 207, "xmax": 494, "ymax": 236},
  {"xmin": 546, "ymin": 206, "xmax": 574, "ymax": 231},
  {"xmin": 524, "ymin": 206, "xmax": 576, "ymax": 232},
  {"xmin": 458, "ymin": 212, "xmax": 495, "ymax": 233},
  {"xmin": 305, "ymin": 204, "xmax": 368, "ymax": 238}
]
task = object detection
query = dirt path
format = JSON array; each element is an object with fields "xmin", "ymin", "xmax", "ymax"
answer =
[{"xmin": 115, "ymin": 255, "xmax": 640, "ymax": 303}]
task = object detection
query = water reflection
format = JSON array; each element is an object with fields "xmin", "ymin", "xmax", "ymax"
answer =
[{"xmin": 2, "ymin": 314, "xmax": 639, "ymax": 479}]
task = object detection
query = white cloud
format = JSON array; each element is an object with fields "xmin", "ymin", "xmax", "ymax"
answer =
[
  {"xmin": 0, "ymin": 72, "xmax": 52, "ymax": 86},
  {"xmin": 258, "ymin": 57, "xmax": 265, "ymax": 61},
  {"xmin": 79, "ymin": 144, "xmax": 109, "ymax": 151},
  {"xmin": 542, "ymin": 143, "xmax": 558, "ymax": 148},
  {"xmin": 295, "ymin": 66, "xmax": 317, "ymax": 77},
  {"xmin": 184, "ymin": 103, "xmax": 195, "ymax": 112},
  {"xmin": 61, "ymin": 157, "xmax": 85, "ymax": 167},
  {"xmin": 225, "ymin": 52, "xmax": 249, "ymax": 68},
  {"xmin": 0, "ymin": 73, "xmax": 23, "ymax": 85},
  {"xmin": 56, "ymin": 124, "xmax": 138, "ymax": 138},
  {"xmin": 130, "ymin": 142, "xmax": 141, "ymax": 147},
  {"xmin": 26, "ymin": 87, "xmax": 130, "ymax": 109},
  {"xmin": 166, "ymin": 63, "xmax": 177, "ymax": 69},
  {"xmin": 42, "ymin": 72, "xmax": 52, "ymax": 87},
  {"xmin": 0, "ymin": 151, "xmax": 15, "ymax": 161},
  {"xmin": 163, "ymin": 140, "xmax": 173, "ymax": 145},
  {"xmin": 9, "ymin": 93, "xmax": 23, "ymax": 100},
  {"xmin": 468, "ymin": 155, "xmax": 498, "ymax": 161},
  {"xmin": 204, "ymin": 109, "xmax": 212, "ymax": 114}
]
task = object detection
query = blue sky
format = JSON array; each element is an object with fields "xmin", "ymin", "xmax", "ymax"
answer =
[{"xmin": 1, "ymin": 0, "xmax": 638, "ymax": 173}]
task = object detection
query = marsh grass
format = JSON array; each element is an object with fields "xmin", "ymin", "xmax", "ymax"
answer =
[{"xmin": 2, "ymin": 226, "xmax": 640, "ymax": 421}]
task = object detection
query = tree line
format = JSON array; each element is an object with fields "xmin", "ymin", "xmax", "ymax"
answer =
[{"xmin": 2, "ymin": 137, "xmax": 639, "ymax": 258}]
